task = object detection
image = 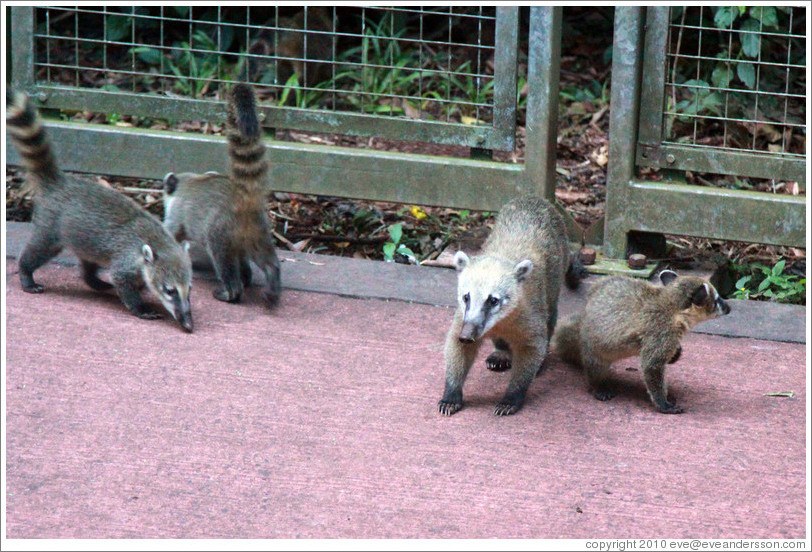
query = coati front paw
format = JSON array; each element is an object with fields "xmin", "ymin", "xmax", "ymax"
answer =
[
  {"xmin": 263, "ymin": 288, "xmax": 280, "ymax": 308},
  {"xmin": 493, "ymin": 400, "xmax": 522, "ymax": 416},
  {"xmin": 438, "ymin": 399, "xmax": 462, "ymax": 416},
  {"xmin": 134, "ymin": 308, "xmax": 163, "ymax": 320},
  {"xmin": 592, "ymin": 388, "xmax": 616, "ymax": 401},
  {"xmin": 213, "ymin": 286, "xmax": 242, "ymax": 303},
  {"xmin": 85, "ymin": 278, "xmax": 114, "ymax": 292},
  {"xmin": 485, "ymin": 350, "xmax": 511, "ymax": 372},
  {"xmin": 656, "ymin": 401, "xmax": 685, "ymax": 414},
  {"xmin": 22, "ymin": 283, "xmax": 44, "ymax": 294}
]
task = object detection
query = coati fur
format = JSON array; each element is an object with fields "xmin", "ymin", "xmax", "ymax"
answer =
[
  {"xmin": 439, "ymin": 195, "xmax": 579, "ymax": 416},
  {"xmin": 163, "ymin": 83, "xmax": 281, "ymax": 306},
  {"xmin": 551, "ymin": 270, "xmax": 731, "ymax": 414},
  {"xmin": 6, "ymin": 90, "xmax": 194, "ymax": 331},
  {"xmin": 242, "ymin": 7, "xmax": 335, "ymax": 90}
]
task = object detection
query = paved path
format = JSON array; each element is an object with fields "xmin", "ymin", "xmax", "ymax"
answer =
[{"xmin": 4, "ymin": 257, "xmax": 805, "ymax": 539}]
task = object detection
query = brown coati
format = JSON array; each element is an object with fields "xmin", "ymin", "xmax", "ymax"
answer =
[
  {"xmin": 6, "ymin": 90, "xmax": 194, "ymax": 332},
  {"xmin": 163, "ymin": 83, "xmax": 280, "ymax": 306},
  {"xmin": 241, "ymin": 7, "xmax": 335, "ymax": 89},
  {"xmin": 551, "ymin": 270, "xmax": 731, "ymax": 414},
  {"xmin": 439, "ymin": 195, "xmax": 581, "ymax": 416}
]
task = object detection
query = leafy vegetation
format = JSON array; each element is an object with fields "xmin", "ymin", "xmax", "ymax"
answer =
[
  {"xmin": 732, "ymin": 259, "xmax": 805, "ymax": 304},
  {"xmin": 668, "ymin": 6, "xmax": 803, "ymax": 124}
]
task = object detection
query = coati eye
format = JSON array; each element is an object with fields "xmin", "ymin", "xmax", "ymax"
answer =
[
  {"xmin": 163, "ymin": 286, "xmax": 178, "ymax": 298},
  {"xmin": 487, "ymin": 295, "xmax": 500, "ymax": 307},
  {"xmin": 463, "ymin": 293, "xmax": 470, "ymax": 305}
]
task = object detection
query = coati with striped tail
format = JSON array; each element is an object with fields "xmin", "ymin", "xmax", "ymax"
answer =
[
  {"xmin": 163, "ymin": 83, "xmax": 280, "ymax": 306},
  {"xmin": 6, "ymin": 90, "xmax": 194, "ymax": 332},
  {"xmin": 551, "ymin": 270, "xmax": 730, "ymax": 414},
  {"xmin": 439, "ymin": 195, "xmax": 582, "ymax": 416}
]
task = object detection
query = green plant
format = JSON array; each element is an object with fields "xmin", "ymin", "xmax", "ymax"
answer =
[
  {"xmin": 732, "ymin": 260, "xmax": 805, "ymax": 304},
  {"xmin": 668, "ymin": 5, "xmax": 799, "ymax": 124},
  {"xmin": 336, "ymin": 16, "xmax": 422, "ymax": 115},
  {"xmin": 383, "ymin": 222, "xmax": 416, "ymax": 263},
  {"xmin": 420, "ymin": 60, "xmax": 495, "ymax": 122},
  {"xmin": 131, "ymin": 29, "xmax": 232, "ymax": 98},
  {"xmin": 277, "ymin": 73, "xmax": 330, "ymax": 108}
]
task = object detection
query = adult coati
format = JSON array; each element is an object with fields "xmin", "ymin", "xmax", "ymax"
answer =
[
  {"xmin": 163, "ymin": 83, "xmax": 281, "ymax": 306},
  {"xmin": 439, "ymin": 195, "xmax": 581, "ymax": 416},
  {"xmin": 241, "ymin": 7, "xmax": 335, "ymax": 90},
  {"xmin": 551, "ymin": 270, "xmax": 731, "ymax": 414},
  {"xmin": 6, "ymin": 90, "xmax": 194, "ymax": 332}
]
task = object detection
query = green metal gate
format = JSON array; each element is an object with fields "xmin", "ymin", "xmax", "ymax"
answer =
[
  {"xmin": 7, "ymin": 6, "xmax": 572, "ymax": 227},
  {"xmin": 603, "ymin": 6, "xmax": 806, "ymax": 257}
]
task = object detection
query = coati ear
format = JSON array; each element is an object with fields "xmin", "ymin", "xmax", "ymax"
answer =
[
  {"xmin": 691, "ymin": 283, "xmax": 710, "ymax": 306},
  {"xmin": 513, "ymin": 259, "xmax": 534, "ymax": 282},
  {"xmin": 453, "ymin": 251, "xmax": 470, "ymax": 272},
  {"xmin": 659, "ymin": 270, "xmax": 678, "ymax": 286},
  {"xmin": 163, "ymin": 172, "xmax": 178, "ymax": 195},
  {"xmin": 142, "ymin": 244, "xmax": 155, "ymax": 265}
]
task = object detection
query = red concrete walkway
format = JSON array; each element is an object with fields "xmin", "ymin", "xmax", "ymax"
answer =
[{"xmin": 4, "ymin": 262, "xmax": 807, "ymax": 539}]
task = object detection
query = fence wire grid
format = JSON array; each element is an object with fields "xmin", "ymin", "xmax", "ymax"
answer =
[
  {"xmin": 32, "ymin": 6, "xmax": 502, "ymax": 126},
  {"xmin": 664, "ymin": 6, "xmax": 805, "ymax": 159}
]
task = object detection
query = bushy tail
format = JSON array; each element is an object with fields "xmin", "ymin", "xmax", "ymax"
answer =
[
  {"xmin": 565, "ymin": 251, "xmax": 588, "ymax": 290},
  {"xmin": 226, "ymin": 83, "xmax": 268, "ymax": 203},
  {"xmin": 550, "ymin": 315, "xmax": 583, "ymax": 367},
  {"xmin": 6, "ymin": 90, "xmax": 61, "ymax": 189}
]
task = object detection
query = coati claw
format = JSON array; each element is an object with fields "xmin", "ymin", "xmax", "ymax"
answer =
[
  {"xmin": 22, "ymin": 284, "xmax": 44, "ymax": 294},
  {"xmin": 485, "ymin": 351, "xmax": 511, "ymax": 372},
  {"xmin": 136, "ymin": 310, "xmax": 163, "ymax": 320},
  {"xmin": 438, "ymin": 400, "xmax": 462, "ymax": 416},
  {"xmin": 493, "ymin": 402, "xmax": 521, "ymax": 416},
  {"xmin": 657, "ymin": 402, "xmax": 685, "ymax": 414},
  {"xmin": 213, "ymin": 287, "xmax": 242, "ymax": 303},
  {"xmin": 592, "ymin": 388, "xmax": 615, "ymax": 401}
]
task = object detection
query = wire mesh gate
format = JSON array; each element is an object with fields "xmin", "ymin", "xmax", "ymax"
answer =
[
  {"xmin": 603, "ymin": 6, "xmax": 806, "ymax": 257},
  {"xmin": 8, "ymin": 6, "xmax": 567, "ymax": 223}
]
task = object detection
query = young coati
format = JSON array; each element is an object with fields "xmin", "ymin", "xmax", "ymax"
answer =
[
  {"xmin": 551, "ymin": 270, "xmax": 731, "ymax": 414},
  {"xmin": 6, "ymin": 90, "xmax": 194, "ymax": 332},
  {"xmin": 163, "ymin": 83, "xmax": 281, "ymax": 306},
  {"xmin": 439, "ymin": 195, "xmax": 580, "ymax": 417}
]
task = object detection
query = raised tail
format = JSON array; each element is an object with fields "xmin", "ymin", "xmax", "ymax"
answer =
[
  {"xmin": 226, "ymin": 83, "xmax": 268, "ymax": 201},
  {"xmin": 6, "ymin": 90, "xmax": 61, "ymax": 188},
  {"xmin": 550, "ymin": 315, "xmax": 583, "ymax": 367},
  {"xmin": 565, "ymin": 251, "xmax": 588, "ymax": 290}
]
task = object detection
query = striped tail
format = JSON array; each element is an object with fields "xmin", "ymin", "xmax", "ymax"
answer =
[
  {"xmin": 6, "ymin": 90, "xmax": 61, "ymax": 188},
  {"xmin": 226, "ymin": 83, "xmax": 268, "ymax": 203}
]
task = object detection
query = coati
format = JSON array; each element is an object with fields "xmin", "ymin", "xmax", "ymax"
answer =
[
  {"xmin": 163, "ymin": 83, "xmax": 281, "ymax": 306},
  {"xmin": 551, "ymin": 270, "xmax": 731, "ymax": 414},
  {"xmin": 242, "ymin": 7, "xmax": 335, "ymax": 89},
  {"xmin": 6, "ymin": 90, "xmax": 194, "ymax": 332},
  {"xmin": 439, "ymin": 195, "xmax": 580, "ymax": 416}
]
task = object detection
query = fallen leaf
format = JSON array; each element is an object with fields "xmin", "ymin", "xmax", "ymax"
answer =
[{"xmin": 764, "ymin": 391, "xmax": 794, "ymax": 398}]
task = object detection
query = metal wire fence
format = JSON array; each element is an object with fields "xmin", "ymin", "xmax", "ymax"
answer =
[
  {"xmin": 32, "ymin": 6, "xmax": 504, "ymax": 127},
  {"xmin": 663, "ymin": 6, "xmax": 805, "ymax": 159}
]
